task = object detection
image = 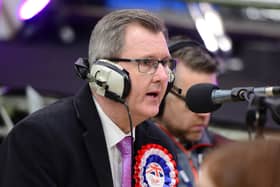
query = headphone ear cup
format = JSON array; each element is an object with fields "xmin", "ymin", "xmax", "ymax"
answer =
[{"xmin": 88, "ymin": 59, "xmax": 131, "ymax": 102}]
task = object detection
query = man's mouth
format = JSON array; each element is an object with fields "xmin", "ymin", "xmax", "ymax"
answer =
[
  {"xmin": 146, "ymin": 91, "xmax": 159, "ymax": 98},
  {"xmin": 190, "ymin": 125, "xmax": 205, "ymax": 131}
]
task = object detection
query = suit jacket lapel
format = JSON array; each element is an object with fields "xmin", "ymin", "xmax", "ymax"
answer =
[
  {"xmin": 134, "ymin": 121, "xmax": 161, "ymax": 147},
  {"xmin": 73, "ymin": 84, "xmax": 114, "ymax": 187}
]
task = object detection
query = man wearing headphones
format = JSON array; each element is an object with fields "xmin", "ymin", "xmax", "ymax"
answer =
[
  {"xmin": 0, "ymin": 9, "xmax": 179, "ymax": 187},
  {"xmin": 155, "ymin": 36, "xmax": 231, "ymax": 187}
]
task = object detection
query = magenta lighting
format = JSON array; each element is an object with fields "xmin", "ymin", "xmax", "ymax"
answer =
[{"xmin": 18, "ymin": 0, "xmax": 50, "ymax": 20}]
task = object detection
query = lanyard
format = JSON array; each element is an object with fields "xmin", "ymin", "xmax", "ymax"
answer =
[{"xmin": 158, "ymin": 125, "xmax": 199, "ymax": 182}]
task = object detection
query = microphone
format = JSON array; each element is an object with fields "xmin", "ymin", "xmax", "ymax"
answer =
[{"xmin": 185, "ymin": 83, "xmax": 280, "ymax": 113}]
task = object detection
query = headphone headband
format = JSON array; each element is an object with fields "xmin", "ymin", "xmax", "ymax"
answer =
[
  {"xmin": 168, "ymin": 40, "xmax": 205, "ymax": 53},
  {"xmin": 157, "ymin": 39, "xmax": 212, "ymax": 117}
]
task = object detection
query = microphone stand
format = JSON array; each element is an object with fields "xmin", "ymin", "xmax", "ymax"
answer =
[
  {"xmin": 264, "ymin": 97, "xmax": 280, "ymax": 125},
  {"xmin": 245, "ymin": 93, "xmax": 267, "ymax": 140},
  {"xmin": 244, "ymin": 91, "xmax": 280, "ymax": 140}
]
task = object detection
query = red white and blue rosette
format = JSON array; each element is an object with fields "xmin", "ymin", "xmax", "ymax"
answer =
[{"xmin": 134, "ymin": 144, "xmax": 178, "ymax": 187}]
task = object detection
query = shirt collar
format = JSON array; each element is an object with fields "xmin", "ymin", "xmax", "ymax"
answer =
[{"xmin": 93, "ymin": 97, "xmax": 135, "ymax": 149}]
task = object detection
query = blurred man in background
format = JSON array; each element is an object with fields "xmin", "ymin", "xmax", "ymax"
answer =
[{"xmin": 155, "ymin": 36, "xmax": 231, "ymax": 187}]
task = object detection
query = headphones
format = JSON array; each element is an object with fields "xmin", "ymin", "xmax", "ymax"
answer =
[
  {"xmin": 157, "ymin": 39, "xmax": 206, "ymax": 116},
  {"xmin": 75, "ymin": 57, "xmax": 175, "ymax": 103},
  {"xmin": 169, "ymin": 39, "xmax": 207, "ymax": 54},
  {"xmin": 75, "ymin": 58, "xmax": 131, "ymax": 103}
]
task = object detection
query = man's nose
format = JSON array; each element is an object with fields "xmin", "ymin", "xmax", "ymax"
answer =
[{"xmin": 153, "ymin": 63, "xmax": 169, "ymax": 82}]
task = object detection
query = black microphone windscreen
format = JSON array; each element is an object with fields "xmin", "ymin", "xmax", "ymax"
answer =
[{"xmin": 185, "ymin": 83, "xmax": 222, "ymax": 113}]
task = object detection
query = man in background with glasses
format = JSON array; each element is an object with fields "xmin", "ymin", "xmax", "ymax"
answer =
[
  {"xmin": 155, "ymin": 36, "xmax": 231, "ymax": 187},
  {"xmin": 0, "ymin": 9, "xmax": 179, "ymax": 187}
]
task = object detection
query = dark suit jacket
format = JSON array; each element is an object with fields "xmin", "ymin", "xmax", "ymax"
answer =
[{"xmin": 0, "ymin": 84, "xmax": 177, "ymax": 187}]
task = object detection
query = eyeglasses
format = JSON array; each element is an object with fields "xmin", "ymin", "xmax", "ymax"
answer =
[{"xmin": 107, "ymin": 58, "xmax": 176, "ymax": 74}]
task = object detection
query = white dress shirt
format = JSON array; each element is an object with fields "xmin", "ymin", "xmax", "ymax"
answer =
[{"xmin": 93, "ymin": 98, "xmax": 134, "ymax": 187}]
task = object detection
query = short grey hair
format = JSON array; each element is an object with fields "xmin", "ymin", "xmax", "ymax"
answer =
[{"xmin": 88, "ymin": 9, "xmax": 168, "ymax": 65}]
